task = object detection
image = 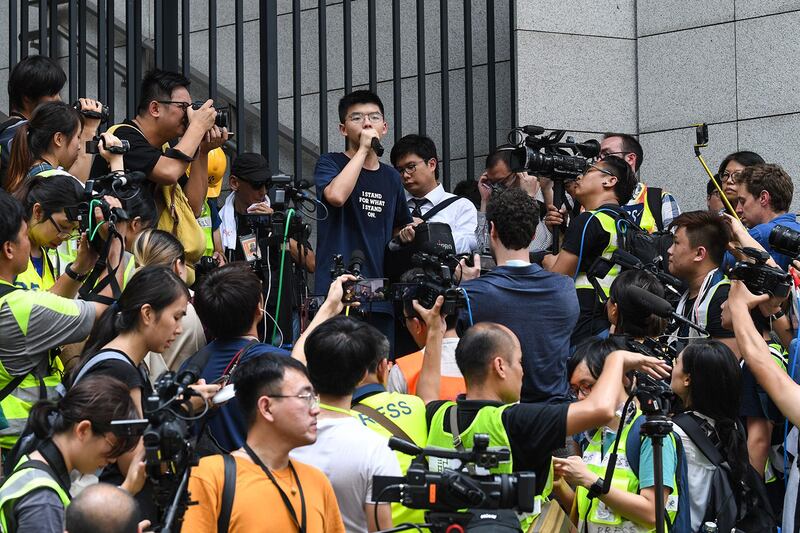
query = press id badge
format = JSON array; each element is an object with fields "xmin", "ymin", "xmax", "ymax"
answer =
[{"xmin": 239, "ymin": 234, "xmax": 261, "ymax": 262}]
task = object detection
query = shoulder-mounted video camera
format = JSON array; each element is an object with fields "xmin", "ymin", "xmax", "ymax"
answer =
[
  {"xmin": 504, "ymin": 125, "xmax": 600, "ymax": 181},
  {"xmin": 769, "ymin": 224, "xmax": 800, "ymax": 260},
  {"xmin": 729, "ymin": 247, "xmax": 791, "ymax": 298},
  {"xmin": 391, "ymin": 251, "xmax": 467, "ymax": 315}
]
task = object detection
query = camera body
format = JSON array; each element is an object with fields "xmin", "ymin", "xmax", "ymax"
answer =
[
  {"xmin": 391, "ymin": 251, "xmax": 466, "ymax": 315},
  {"xmin": 73, "ymin": 100, "xmax": 110, "ymax": 122},
  {"xmin": 729, "ymin": 247, "xmax": 791, "ymax": 298},
  {"xmin": 191, "ymin": 100, "xmax": 229, "ymax": 129},
  {"xmin": 769, "ymin": 224, "xmax": 800, "ymax": 260},
  {"xmin": 85, "ymin": 135, "xmax": 130, "ymax": 154},
  {"xmin": 64, "ymin": 171, "xmax": 141, "ymax": 241},
  {"xmin": 506, "ymin": 126, "xmax": 600, "ymax": 181}
]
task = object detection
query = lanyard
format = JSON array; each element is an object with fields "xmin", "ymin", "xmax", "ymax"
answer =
[
  {"xmin": 242, "ymin": 443, "xmax": 306, "ymax": 533},
  {"xmin": 319, "ymin": 403, "xmax": 352, "ymax": 415}
]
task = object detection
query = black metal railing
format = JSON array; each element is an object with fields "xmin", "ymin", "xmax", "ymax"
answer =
[{"xmin": 4, "ymin": 0, "xmax": 515, "ymax": 190}]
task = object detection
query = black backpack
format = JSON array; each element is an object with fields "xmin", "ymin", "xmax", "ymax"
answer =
[{"xmin": 673, "ymin": 412, "xmax": 776, "ymax": 532}]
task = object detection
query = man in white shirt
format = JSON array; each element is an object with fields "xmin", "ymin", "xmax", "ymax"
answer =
[
  {"xmin": 291, "ymin": 307, "xmax": 401, "ymax": 533},
  {"xmin": 390, "ymin": 134, "xmax": 477, "ymax": 254}
]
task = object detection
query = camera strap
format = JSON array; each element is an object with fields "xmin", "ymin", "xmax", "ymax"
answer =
[
  {"xmin": 242, "ymin": 443, "xmax": 306, "ymax": 533},
  {"xmin": 448, "ymin": 404, "xmax": 476, "ymax": 476},
  {"xmin": 79, "ymin": 230, "xmax": 124, "ymax": 304}
]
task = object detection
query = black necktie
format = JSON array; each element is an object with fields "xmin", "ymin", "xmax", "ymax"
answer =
[{"xmin": 411, "ymin": 198, "xmax": 426, "ymax": 218}]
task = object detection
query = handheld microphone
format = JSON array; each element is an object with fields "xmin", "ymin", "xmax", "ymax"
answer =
[
  {"xmin": 627, "ymin": 286, "xmax": 709, "ymax": 336},
  {"xmin": 348, "ymin": 249, "xmax": 365, "ymax": 278},
  {"xmin": 112, "ymin": 171, "xmax": 147, "ymax": 188},
  {"xmin": 388, "ymin": 436, "xmax": 423, "ymax": 456},
  {"xmin": 371, "ymin": 137, "xmax": 384, "ymax": 157}
]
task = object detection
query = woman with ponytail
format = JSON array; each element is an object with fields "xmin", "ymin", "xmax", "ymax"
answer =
[
  {"xmin": 0, "ymin": 375, "xmax": 141, "ymax": 533},
  {"xmin": 71, "ymin": 265, "xmax": 217, "ymax": 522},
  {"xmin": 670, "ymin": 339, "xmax": 773, "ymax": 531},
  {"xmin": 8, "ymin": 102, "xmax": 127, "ymax": 294},
  {"xmin": 133, "ymin": 229, "xmax": 206, "ymax": 374}
]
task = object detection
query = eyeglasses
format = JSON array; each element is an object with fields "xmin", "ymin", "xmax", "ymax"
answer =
[
  {"xmin": 599, "ymin": 150, "xmax": 632, "ymax": 159},
  {"xmin": 157, "ymin": 100, "xmax": 192, "ymax": 111},
  {"xmin": 569, "ymin": 383, "xmax": 593, "ymax": 399},
  {"xmin": 270, "ymin": 392, "xmax": 320, "ymax": 409},
  {"xmin": 582, "ymin": 164, "xmax": 615, "ymax": 178},
  {"xmin": 395, "ymin": 160, "xmax": 427, "ymax": 176},
  {"xmin": 49, "ymin": 216, "xmax": 79, "ymax": 240},
  {"xmin": 347, "ymin": 112, "xmax": 384, "ymax": 124},
  {"xmin": 722, "ymin": 170, "xmax": 742, "ymax": 182}
]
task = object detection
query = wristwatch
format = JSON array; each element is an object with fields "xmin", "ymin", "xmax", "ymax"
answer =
[
  {"xmin": 587, "ymin": 477, "xmax": 605, "ymax": 499},
  {"xmin": 770, "ymin": 309, "xmax": 785, "ymax": 321},
  {"xmin": 65, "ymin": 262, "xmax": 89, "ymax": 282}
]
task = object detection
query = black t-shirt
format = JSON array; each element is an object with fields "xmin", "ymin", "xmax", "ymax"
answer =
[
  {"xmin": 78, "ymin": 348, "xmax": 152, "ymax": 397},
  {"xmin": 426, "ymin": 399, "xmax": 569, "ymax": 494},
  {"xmin": 89, "ymin": 120, "xmax": 162, "ymax": 199},
  {"xmin": 677, "ymin": 283, "xmax": 734, "ymax": 339},
  {"xmin": 561, "ymin": 203, "xmax": 624, "ymax": 344}
]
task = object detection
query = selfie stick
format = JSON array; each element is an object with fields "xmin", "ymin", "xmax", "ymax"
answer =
[{"xmin": 693, "ymin": 122, "xmax": 740, "ymax": 221}]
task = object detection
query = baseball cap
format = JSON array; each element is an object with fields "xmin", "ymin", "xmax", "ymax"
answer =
[{"xmin": 231, "ymin": 152, "xmax": 271, "ymax": 186}]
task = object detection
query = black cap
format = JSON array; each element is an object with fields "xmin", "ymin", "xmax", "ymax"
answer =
[{"xmin": 231, "ymin": 152, "xmax": 271, "ymax": 185}]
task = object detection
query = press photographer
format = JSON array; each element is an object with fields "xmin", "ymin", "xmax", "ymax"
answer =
[
  {"xmin": 423, "ymin": 323, "xmax": 670, "ymax": 530},
  {"xmin": 542, "ymin": 155, "xmax": 638, "ymax": 346},
  {"xmin": 219, "ymin": 152, "xmax": 315, "ymax": 342},
  {"xmin": 1, "ymin": 55, "xmax": 105, "ymax": 188},
  {"xmin": 459, "ymin": 187, "xmax": 578, "ymax": 403}
]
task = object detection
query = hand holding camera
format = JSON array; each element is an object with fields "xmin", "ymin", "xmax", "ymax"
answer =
[{"xmin": 186, "ymin": 99, "xmax": 219, "ymax": 132}]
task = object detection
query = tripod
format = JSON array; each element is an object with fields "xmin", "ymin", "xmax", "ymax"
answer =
[{"xmin": 640, "ymin": 414, "xmax": 674, "ymax": 533}]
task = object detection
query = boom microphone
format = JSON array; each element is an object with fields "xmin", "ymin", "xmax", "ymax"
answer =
[
  {"xmin": 627, "ymin": 286, "xmax": 709, "ymax": 336},
  {"xmin": 348, "ymin": 249, "xmax": 365, "ymax": 278},
  {"xmin": 371, "ymin": 137, "xmax": 385, "ymax": 157}
]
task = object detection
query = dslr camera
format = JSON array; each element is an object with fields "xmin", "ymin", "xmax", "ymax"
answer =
[
  {"xmin": 728, "ymin": 247, "xmax": 791, "ymax": 298},
  {"xmin": 769, "ymin": 224, "xmax": 800, "ymax": 260},
  {"xmin": 505, "ymin": 125, "xmax": 600, "ymax": 180},
  {"xmin": 190, "ymin": 100, "xmax": 229, "ymax": 130}
]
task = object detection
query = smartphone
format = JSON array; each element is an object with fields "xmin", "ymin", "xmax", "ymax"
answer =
[
  {"xmin": 695, "ymin": 123, "xmax": 708, "ymax": 146},
  {"xmin": 343, "ymin": 278, "xmax": 388, "ymax": 304}
]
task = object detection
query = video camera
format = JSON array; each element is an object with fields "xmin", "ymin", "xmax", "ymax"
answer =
[
  {"xmin": 391, "ymin": 251, "xmax": 467, "ymax": 315},
  {"xmin": 73, "ymin": 100, "xmax": 110, "ymax": 122},
  {"xmin": 111, "ymin": 368, "xmax": 207, "ymax": 532},
  {"xmin": 64, "ymin": 171, "xmax": 144, "ymax": 236},
  {"xmin": 505, "ymin": 125, "xmax": 600, "ymax": 181},
  {"xmin": 374, "ymin": 434, "xmax": 535, "ymax": 533},
  {"xmin": 729, "ymin": 247, "xmax": 791, "ymax": 298},
  {"xmin": 85, "ymin": 135, "xmax": 130, "ymax": 155},
  {"xmin": 770, "ymin": 224, "xmax": 800, "ymax": 260}
]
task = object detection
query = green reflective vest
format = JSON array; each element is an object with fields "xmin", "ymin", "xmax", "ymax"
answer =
[
  {"xmin": 576, "ymin": 411, "xmax": 679, "ymax": 532},
  {"xmin": 0, "ymin": 455, "xmax": 71, "ymax": 531},
  {"xmin": 353, "ymin": 390, "xmax": 429, "ymax": 528},
  {"xmin": 426, "ymin": 402, "xmax": 552, "ymax": 529},
  {"xmin": 574, "ymin": 210, "xmax": 621, "ymax": 298}
]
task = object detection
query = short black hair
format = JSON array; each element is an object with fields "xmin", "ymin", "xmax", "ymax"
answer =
[
  {"xmin": 8, "ymin": 55, "xmax": 66, "ymax": 112},
  {"xmin": 390, "ymin": 134, "xmax": 439, "ymax": 180},
  {"xmin": 65, "ymin": 483, "xmax": 140, "ymax": 533},
  {"xmin": 670, "ymin": 210, "xmax": 731, "ymax": 266},
  {"xmin": 137, "ymin": 69, "xmax": 191, "ymax": 115},
  {"xmin": 603, "ymin": 132, "xmax": 644, "ymax": 172},
  {"xmin": 338, "ymin": 90, "xmax": 384, "ymax": 123},
  {"xmin": 453, "ymin": 179, "xmax": 481, "ymax": 210},
  {"xmin": 194, "ymin": 263, "xmax": 262, "ymax": 338},
  {"xmin": 598, "ymin": 155, "xmax": 637, "ymax": 205},
  {"xmin": 608, "ymin": 270, "xmax": 668, "ymax": 338},
  {"xmin": 233, "ymin": 354, "xmax": 309, "ymax": 427},
  {"xmin": 455, "ymin": 323, "xmax": 516, "ymax": 386},
  {"xmin": 0, "ymin": 189, "xmax": 25, "ymax": 248},
  {"xmin": 567, "ymin": 336, "xmax": 626, "ymax": 381},
  {"xmin": 485, "ymin": 146, "xmax": 514, "ymax": 171},
  {"xmin": 486, "ymin": 187, "xmax": 538, "ymax": 250},
  {"xmin": 304, "ymin": 316, "xmax": 378, "ymax": 396}
]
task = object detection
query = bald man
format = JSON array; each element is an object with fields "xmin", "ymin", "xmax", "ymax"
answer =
[
  {"xmin": 423, "ymin": 322, "xmax": 669, "ymax": 526},
  {"xmin": 65, "ymin": 483, "xmax": 145, "ymax": 533}
]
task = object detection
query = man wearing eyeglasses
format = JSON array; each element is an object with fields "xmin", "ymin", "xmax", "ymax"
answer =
[
  {"xmin": 89, "ymin": 69, "xmax": 226, "ymax": 217},
  {"xmin": 390, "ymin": 134, "xmax": 477, "ymax": 254},
  {"xmin": 600, "ymin": 133, "xmax": 681, "ymax": 233},
  {"xmin": 314, "ymin": 90, "xmax": 413, "ymax": 350}
]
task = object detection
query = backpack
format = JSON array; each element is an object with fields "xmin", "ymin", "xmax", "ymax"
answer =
[
  {"xmin": 673, "ymin": 412, "xmax": 777, "ymax": 532},
  {"xmin": 0, "ymin": 116, "xmax": 25, "ymax": 188},
  {"xmin": 625, "ymin": 415, "xmax": 692, "ymax": 532}
]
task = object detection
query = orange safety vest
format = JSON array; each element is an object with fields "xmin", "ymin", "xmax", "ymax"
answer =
[{"xmin": 394, "ymin": 350, "xmax": 466, "ymax": 401}]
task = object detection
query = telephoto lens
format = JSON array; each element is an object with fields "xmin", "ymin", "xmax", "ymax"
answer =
[{"xmin": 769, "ymin": 224, "xmax": 800, "ymax": 259}]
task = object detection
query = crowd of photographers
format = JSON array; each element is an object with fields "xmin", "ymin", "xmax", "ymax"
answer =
[{"xmin": 1, "ymin": 53, "xmax": 800, "ymax": 533}]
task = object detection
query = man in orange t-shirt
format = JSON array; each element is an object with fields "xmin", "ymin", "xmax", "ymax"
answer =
[{"xmin": 181, "ymin": 355, "xmax": 345, "ymax": 533}]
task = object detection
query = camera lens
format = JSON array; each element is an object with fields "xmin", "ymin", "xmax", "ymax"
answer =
[{"xmin": 769, "ymin": 224, "xmax": 800, "ymax": 259}]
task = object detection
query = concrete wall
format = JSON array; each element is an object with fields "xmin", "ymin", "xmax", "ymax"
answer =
[{"xmin": 515, "ymin": 0, "xmax": 800, "ymax": 214}]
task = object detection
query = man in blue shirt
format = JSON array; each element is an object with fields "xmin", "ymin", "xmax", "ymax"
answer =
[
  {"xmin": 191, "ymin": 263, "xmax": 289, "ymax": 451},
  {"xmin": 727, "ymin": 163, "xmax": 800, "ymax": 271},
  {"xmin": 458, "ymin": 188, "xmax": 579, "ymax": 402},
  {"xmin": 314, "ymin": 90, "xmax": 413, "ymax": 349}
]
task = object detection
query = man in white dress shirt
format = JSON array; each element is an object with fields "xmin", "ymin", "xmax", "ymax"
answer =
[{"xmin": 390, "ymin": 134, "xmax": 477, "ymax": 254}]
